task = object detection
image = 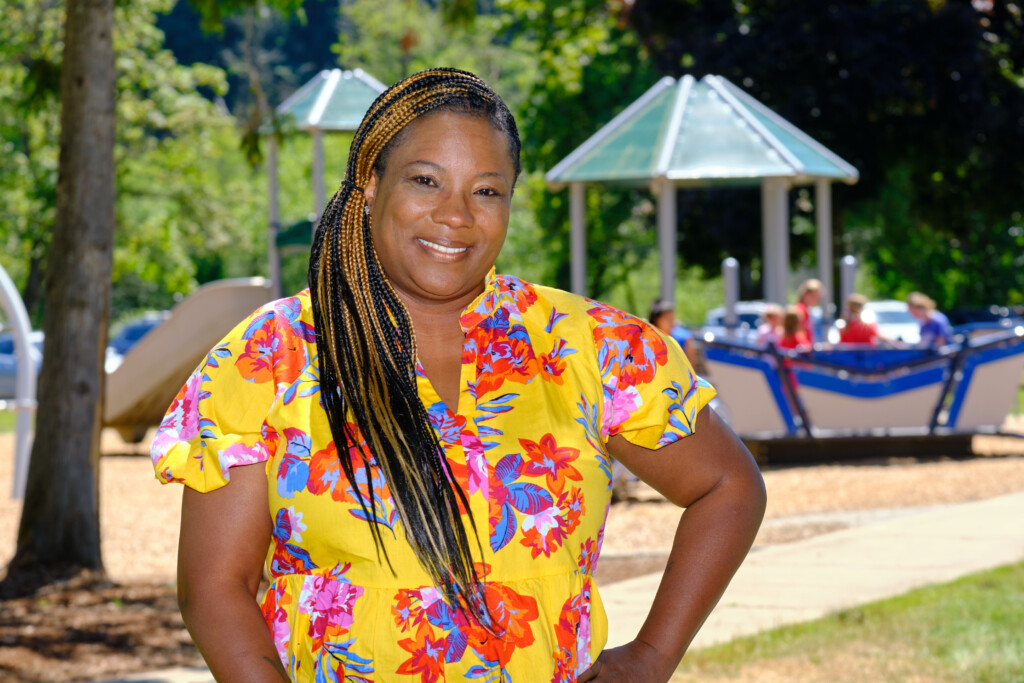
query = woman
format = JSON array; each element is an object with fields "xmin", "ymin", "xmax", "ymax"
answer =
[
  {"xmin": 907, "ymin": 291, "xmax": 954, "ymax": 349},
  {"xmin": 648, "ymin": 299, "xmax": 697, "ymax": 366},
  {"xmin": 794, "ymin": 278, "xmax": 823, "ymax": 344},
  {"xmin": 152, "ymin": 68, "xmax": 765, "ymax": 683}
]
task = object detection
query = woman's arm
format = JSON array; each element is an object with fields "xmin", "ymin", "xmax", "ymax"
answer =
[
  {"xmin": 579, "ymin": 407, "xmax": 766, "ymax": 682},
  {"xmin": 177, "ymin": 462, "xmax": 287, "ymax": 682}
]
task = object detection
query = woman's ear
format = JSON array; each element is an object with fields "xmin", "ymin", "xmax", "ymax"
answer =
[{"xmin": 363, "ymin": 172, "xmax": 379, "ymax": 212}]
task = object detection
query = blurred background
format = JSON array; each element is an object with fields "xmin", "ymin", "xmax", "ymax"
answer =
[{"xmin": 1, "ymin": 0, "xmax": 1022, "ymax": 331}]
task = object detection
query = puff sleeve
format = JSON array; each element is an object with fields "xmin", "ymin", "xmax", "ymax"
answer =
[
  {"xmin": 150, "ymin": 302, "xmax": 290, "ymax": 492},
  {"xmin": 588, "ymin": 302, "xmax": 716, "ymax": 450}
]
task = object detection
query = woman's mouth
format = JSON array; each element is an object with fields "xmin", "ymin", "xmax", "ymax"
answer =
[{"xmin": 417, "ymin": 238, "xmax": 469, "ymax": 256}]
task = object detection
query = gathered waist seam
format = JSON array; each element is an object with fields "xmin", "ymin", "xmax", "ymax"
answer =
[{"xmin": 265, "ymin": 567, "xmax": 596, "ymax": 591}]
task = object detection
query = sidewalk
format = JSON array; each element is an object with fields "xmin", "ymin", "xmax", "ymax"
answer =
[
  {"xmin": 93, "ymin": 491, "xmax": 1024, "ymax": 682},
  {"xmin": 602, "ymin": 490, "xmax": 1024, "ymax": 649}
]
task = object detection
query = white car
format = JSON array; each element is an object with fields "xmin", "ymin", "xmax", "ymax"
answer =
[
  {"xmin": 702, "ymin": 301, "xmax": 772, "ymax": 342},
  {"xmin": 862, "ymin": 300, "xmax": 921, "ymax": 345}
]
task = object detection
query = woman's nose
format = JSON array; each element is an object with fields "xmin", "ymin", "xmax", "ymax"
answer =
[{"xmin": 431, "ymin": 190, "xmax": 473, "ymax": 229}]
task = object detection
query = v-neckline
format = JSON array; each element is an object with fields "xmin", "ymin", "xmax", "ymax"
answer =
[{"xmin": 416, "ymin": 358, "xmax": 469, "ymax": 417}]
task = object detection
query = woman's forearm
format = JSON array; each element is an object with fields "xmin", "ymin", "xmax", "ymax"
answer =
[
  {"xmin": 634, "ymin": 472, "xmax": 766, "ymax": 675},
  {"xmin": 180, "ymin": 579, "xmax": 289, "ymax": 683}
]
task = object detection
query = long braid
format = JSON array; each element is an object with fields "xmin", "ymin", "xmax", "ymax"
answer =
[{"xmin": 308, "ymin": 68, "xmax": 521, "ymax": 631}]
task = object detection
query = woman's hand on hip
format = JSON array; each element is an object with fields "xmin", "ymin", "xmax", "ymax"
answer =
[{"xmin": 576, "ymin": 640, "xmax": 674, "ymax": 682}]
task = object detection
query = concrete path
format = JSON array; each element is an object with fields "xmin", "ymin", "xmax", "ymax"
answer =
[
  {"xmin": 92, "ymin": 491, "xmax": 1024, "ymax": 682},
  {"xmin": 602, "ymin": 490, "xmax": 1024, "ymax": 650}
]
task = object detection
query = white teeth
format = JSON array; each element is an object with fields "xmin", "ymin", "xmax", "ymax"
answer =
[{"xmin": 418, "ymin": 238, "xmax": 468, "ymax": 255}]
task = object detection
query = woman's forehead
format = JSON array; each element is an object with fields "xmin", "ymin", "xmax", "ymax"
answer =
[{"xmin": 384, "ymin": 112, "xmax": 513, "ymax": 170}]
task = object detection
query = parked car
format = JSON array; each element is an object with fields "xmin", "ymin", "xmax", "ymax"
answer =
[
  {"xmin": 702, "ymin": 301, "xmax": 772, "ymax": 342},
  {"xmin": 0, "ymin": 330, "xmax": 44, "ymax": 399},
  {"xmin": 1, "ymin": 311, "xmax": 171, "ymax": 397},
  {"xmin": 862, "ymin": 300, "xmax": 920, "ymax": 345},
  {"xmin": 105, "ymin": 311, "xmax": 170, "ymax": 371}
]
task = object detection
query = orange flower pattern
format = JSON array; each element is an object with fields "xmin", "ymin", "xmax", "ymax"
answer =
[{"xmin": 151, "ymin": 271, "xmax": 715, "ymax": 681}]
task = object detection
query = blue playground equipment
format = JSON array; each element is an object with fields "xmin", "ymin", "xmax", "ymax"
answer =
[{"xmin": 701, "ymin": 326, "xmax": 1024, "ymax": 462}]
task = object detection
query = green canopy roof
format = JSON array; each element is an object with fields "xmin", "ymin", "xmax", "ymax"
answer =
[
  {"xmin": 276, "ymin": 68, "xmax": 386, "ymax": 132},
  {"xmin": 546, "ymin": 75, "xmax": 858, "ymax": 189}
]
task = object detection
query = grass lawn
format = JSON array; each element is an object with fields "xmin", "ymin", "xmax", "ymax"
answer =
[
  {"xmin": 0, "ymin": 410, "xmax": 15, "ymax": 433},
  {"xmin": 673, "ymin": 562, "xmax": 1024, "ymax": 682}
]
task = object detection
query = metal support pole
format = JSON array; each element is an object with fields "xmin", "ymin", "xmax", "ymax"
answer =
[
  {"xmin": 312, "ymin": 128, "xmax": 326, "ymax": 221},
  {"xmin": 815, "ymin": 179, "xmax": 834, "ymax": 321},
  {"xmin": 0, "ymin": 264, "xmax": 37, "ymax": 500},
  {"xmin": 722, "ymin": 257, "xmax": 739, "ymax": 336},
  {"xmin": 656, "ymin": 179, "xmax": 678, "ymax": 305},
  {"xmin": 840, "ymin": 255, "xmax": 858, "ymax": 316},
  {"xmin": 267, "ymin": 135, "xmax": 282, "ymax": 299},
  {"xmin": 761, "ymin": 178, "xmax": 790, "ymax": 304},
  {"xmin": 569, "ymin": 182, "xmax": 587, "ymax": 296}
]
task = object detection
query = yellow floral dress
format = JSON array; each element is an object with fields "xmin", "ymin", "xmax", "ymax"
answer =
[{"xmin": 151, "ymin": 271, "xmax": 715, "ymax": 683}]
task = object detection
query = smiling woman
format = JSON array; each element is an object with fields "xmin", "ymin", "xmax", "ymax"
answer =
[
  {"xmin": 365, "ymin": 113, "xmax": 513, "ymax": 310},
  {"xmin": 150, "ymin": 68, "xmax": 766, "ymax": 683}
]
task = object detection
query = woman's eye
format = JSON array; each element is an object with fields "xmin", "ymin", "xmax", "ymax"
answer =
[
  {"xmin": 412, "ymin": 175, "xmax": 436, "ymax": 186},
  {"xmin": 476, "ymin": 187, "xmax": 501, "ymax": 197}
]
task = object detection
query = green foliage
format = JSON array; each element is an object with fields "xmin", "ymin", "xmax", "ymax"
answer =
[
  {"xmin": 494, "ymin": 0, "xmax": 663, "ymax": 299},
  {"xmin": 674, "ymin": 562, "xmax": 1024, "ymax": 682},
  {"xmin": 272, "ymin": 132, "xmax": 356, "ymax": 295},
  {"xmin": 111, "ymin": 0, "xmax": 267, "ymax": 316},
  {"xmin": 0, "ymin": 1, "xmax": 63, "ymax": 322},
  {"xmin": 844, "ymin": 164, "xmax": 1024, "ymax": 310},
  {"xmin": 0, "ymin": 411, "xmax": 17, "ymax": 434},
  {"xmin": 0, "ymin": 0, "xmax": 288, "ymax": 324},
  {"xmin": 182, "ymin": 0, "xmax": 305, "ymax": 34},
  {"xmin": 335, "ymin": 0, "xmax": 532, "ymax": 112}
]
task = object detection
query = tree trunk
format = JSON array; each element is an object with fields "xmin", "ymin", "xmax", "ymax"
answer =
[{"xmin": 2, "ymin": 0, "xmax": 115, "ymax": 594}]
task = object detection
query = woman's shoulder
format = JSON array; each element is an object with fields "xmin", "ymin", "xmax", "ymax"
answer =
[{"xmin": 230, "ymin": 289, "xmax": 314, "ymax": 339}]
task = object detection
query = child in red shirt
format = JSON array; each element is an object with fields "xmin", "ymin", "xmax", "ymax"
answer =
[
  {"xmin": 839, "ymin": 293, "xmax": 880, "ymax": 345},
  {"xmin": 779, "ymin": 306, "xmax": 811, "ymax": 351}
]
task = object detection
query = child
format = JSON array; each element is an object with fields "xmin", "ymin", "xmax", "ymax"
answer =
[
  {"xmin": 839, "ymin": 293, "xmax": 881, "ymax": 345},
  {"xmin": 779, "ymin": 305, "xmax": 811, "ymax": 351}
]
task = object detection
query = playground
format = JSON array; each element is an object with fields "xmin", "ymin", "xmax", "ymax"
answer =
[{"xmin": 1, "ymin": 426, "xmax": 1023, "ymax": 681}]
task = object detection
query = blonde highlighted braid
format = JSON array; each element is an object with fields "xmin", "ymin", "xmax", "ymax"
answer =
[{"xmin": 308, "ymin": 68, "xmax": 521, "ymax": 631}]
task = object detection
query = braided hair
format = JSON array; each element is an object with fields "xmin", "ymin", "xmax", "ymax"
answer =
[{"xmin": 308, "ymin": 68, "xmax": 521, "ymax": 629}]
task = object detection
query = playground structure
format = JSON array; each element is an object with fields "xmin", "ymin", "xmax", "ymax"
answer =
[
  {"xmin": 702, "ymin": 327, "xmax": 1024, "ymax": 463},
  {"xmin": 104, "ymin": 277, "xmax": 275, "ymax": 442},
  {"xmin": 3, "ymin": 275, "xmax": 275, "ymax": 499},
  {"xmin": 0, "ymin": 264, "xmax": 37, "ymax": 500}
]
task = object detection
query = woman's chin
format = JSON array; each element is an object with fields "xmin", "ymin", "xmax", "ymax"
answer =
[{"xmin": 394, "ymin": 275, "xmax": 486, "ymax": 307}]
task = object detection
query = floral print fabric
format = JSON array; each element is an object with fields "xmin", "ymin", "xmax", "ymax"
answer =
[{"xmin": 152, "ymin": 271, "xmax": 715, "ymax": 682}]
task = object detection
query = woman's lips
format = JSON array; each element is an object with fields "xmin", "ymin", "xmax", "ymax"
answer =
[{"xmin": 417, "ymin": 238, "xmax": 469, "ymax": 258}]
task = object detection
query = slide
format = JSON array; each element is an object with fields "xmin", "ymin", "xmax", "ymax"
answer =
[{"xmin": 104, "ymin": 277, "xmax": 276, "ymax": 442}]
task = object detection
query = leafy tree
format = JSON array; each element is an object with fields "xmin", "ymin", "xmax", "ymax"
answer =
[
  {"xmin": 1, "ymin": 0, "xmax": 301, "ymax": 595},
  {"xmin": 2, "ymin": 0, "xmax": 116, "ymax": 592}
]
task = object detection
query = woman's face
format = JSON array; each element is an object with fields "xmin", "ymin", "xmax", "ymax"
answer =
[
  {"xmin": 803, "ymin": 289, "xmax": 822, "ymax": 306},
  {"xmin": 652, "ymin": 311, "xmax": 675, "ymax": 333},
  {"xmin": 363, "ymin": 111, "xmax": 515, "ymax": 308}
]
